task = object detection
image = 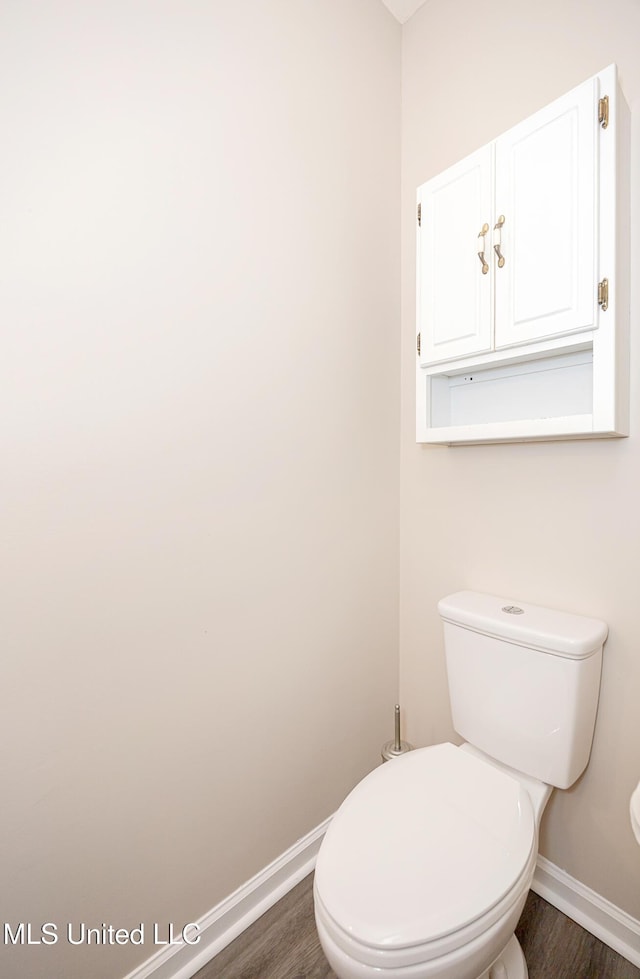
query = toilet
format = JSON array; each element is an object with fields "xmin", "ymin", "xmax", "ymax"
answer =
[{"xmin": 313, "ymin": 591, "xmax": 608, "ymax": 979}]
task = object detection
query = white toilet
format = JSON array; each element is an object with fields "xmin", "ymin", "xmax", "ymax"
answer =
[{"xmin": 314, "ymin": 591, "xmax": 608, "ymax": 979}]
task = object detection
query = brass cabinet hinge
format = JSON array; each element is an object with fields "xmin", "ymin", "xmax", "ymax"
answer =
[
  {"xmin": 598, "ymin": 278, "xmax": 609, "ymax": 311},
  {"xmin": 598, "ymin": 95, "xmax": 609, "ymax": 129},
  {"xmin": 417, "ymin": 202, "xmax": 422, "ymax": 227},
  {"xmin": 416, "ymin": 332, "xmax": 421, "ymax": 356}
]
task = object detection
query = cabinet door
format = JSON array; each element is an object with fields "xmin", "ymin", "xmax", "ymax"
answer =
[
  {"xmin": 418, "ymin": 144, "xmax": 493, "ymax": 365},
  {"xmin": 494, "ymin": 76, "xmax": 598, "ymax": 348}
]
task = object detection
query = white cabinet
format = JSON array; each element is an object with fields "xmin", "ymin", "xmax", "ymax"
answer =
[
  {"xmin": 416, "ymin": 64, "xmax": 629, "ymax": 445},
  {"xmin": 494, "ymin": 75, "xmax": 597, "ymax": 349},
  {"xmin": 418, "ymin": 144, "xmax": 492, "ymax": 364}
]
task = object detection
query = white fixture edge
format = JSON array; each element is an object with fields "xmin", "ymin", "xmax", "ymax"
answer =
[
  {"xmin": 120, "ymin": 816, "xmax": 331, "ymax": 979},
  {"xmin": 532, "ymin": 854, "xmax": 640, "ymax": 967},
  {"xmin": 121, "ymin": 820, "xmax": 640, "ymax": 979}
]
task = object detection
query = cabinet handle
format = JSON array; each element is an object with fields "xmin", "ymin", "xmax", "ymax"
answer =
[
  {"xmin": 477, "ymin": 223, "xmax": 489, "ymax": 274},
  {"xmin": 494, "ymin": 214, "xmax": 506, "ymax": 268}
]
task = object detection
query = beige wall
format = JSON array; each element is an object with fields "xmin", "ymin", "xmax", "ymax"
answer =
[
  {"xmin": 400, "ymin": 0, "xmax": 640, "ymax": 919},
  {"xmin": 0, "ymin": 2, "xmax": 400, "ymax": 976}
]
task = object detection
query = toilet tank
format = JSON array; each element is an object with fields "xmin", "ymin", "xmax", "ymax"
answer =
[{"xmin": 438, "ymin": 591, "xmax": 608, "ymax": 789}]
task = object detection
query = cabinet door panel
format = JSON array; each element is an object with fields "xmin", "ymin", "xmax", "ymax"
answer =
[
  {"xmin": 418, "ymin": 145, "xmax": 493, "ymax": 365},
  {"xmin": 494, "ymin": 77, "xmax": 597, "ymax": 348}
]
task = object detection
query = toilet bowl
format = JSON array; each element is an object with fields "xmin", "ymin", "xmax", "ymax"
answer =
[
  {"xmin": 313, "ymin": 591, "xmax": 608, "ymax": 979},
  {"xmin": 314, "ymin": 743, "xmax": 550, "ymax": 979}
]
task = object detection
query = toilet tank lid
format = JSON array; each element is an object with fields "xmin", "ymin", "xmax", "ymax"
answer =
[{"xmin": 438, "ymin": 591, "xmax": 608, "ymax": 659}]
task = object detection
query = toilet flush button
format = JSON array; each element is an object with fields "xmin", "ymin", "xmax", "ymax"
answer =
[{"xmin": 502, "ymin": 605, "xmax": 524, "ymax": 615}]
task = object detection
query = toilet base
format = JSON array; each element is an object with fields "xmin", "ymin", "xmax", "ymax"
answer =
[
  {"xmin": 484, "ymin": 936, "xmax": 528, "ymax": 979},
  {"xmin": 316, "ymin": 921, "xmax": 528, "ymax": 979}
]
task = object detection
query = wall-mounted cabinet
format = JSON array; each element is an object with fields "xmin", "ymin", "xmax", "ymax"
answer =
[{"xmin": 416, "ymin": 64, "xmax": 630, "ymax": 445}]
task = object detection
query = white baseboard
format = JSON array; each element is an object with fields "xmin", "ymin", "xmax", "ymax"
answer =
[
  {"xmin": 532, "ymin": 855, "xmax": 640, "ymax": 968},
  {"xmin": 122, "ymin": 816, "xmax": 331, "ymax": 979},
  {"xmin": 122, "ymin": 823, "xmax": 640, "ymax": 979}
]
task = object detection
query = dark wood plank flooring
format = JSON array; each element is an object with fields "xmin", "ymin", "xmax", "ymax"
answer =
[{"xmin": 196, "ymin": 874, "xmax": 640, "ymax": 979}]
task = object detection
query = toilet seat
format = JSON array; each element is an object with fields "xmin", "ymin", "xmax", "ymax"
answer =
[{"xmin": 314, "ymin": 743, "xmax": 536, "ymax": 970}]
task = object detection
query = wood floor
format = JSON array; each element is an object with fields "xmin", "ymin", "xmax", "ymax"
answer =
[{"xmin": 195, "ymin": 873, "xmax": 640, "ymax": 979}]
